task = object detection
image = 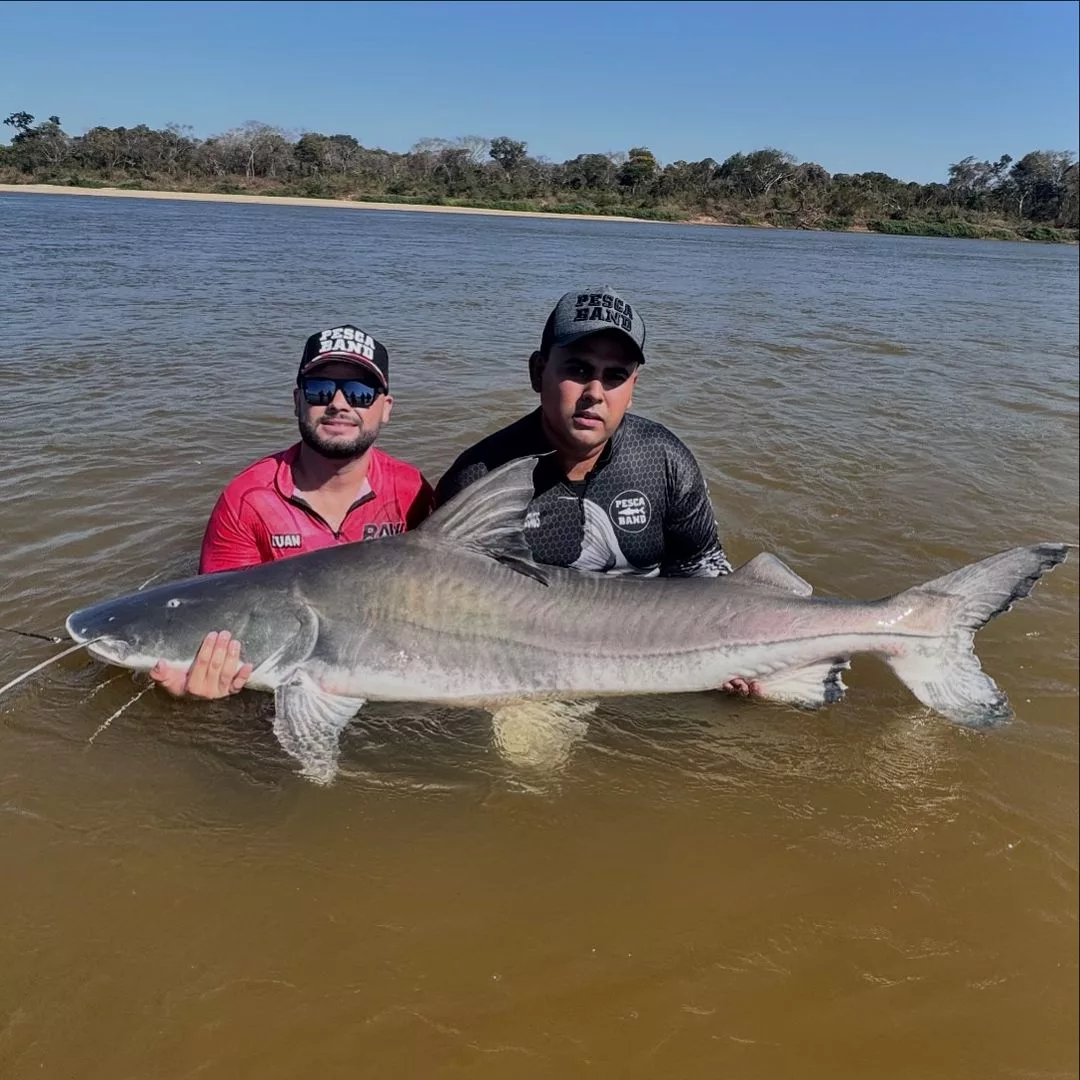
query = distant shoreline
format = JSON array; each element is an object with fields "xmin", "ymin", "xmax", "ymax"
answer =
[
  {"xmin": 0, "ymin": 183, "xmax": 668, "ymax": 225},
  {"xmin": 2, "ymin": 183, "xmax": 1075, "ymax": 244}
]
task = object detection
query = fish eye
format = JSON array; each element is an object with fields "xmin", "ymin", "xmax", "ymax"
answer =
[{"xmin": 166, "ymin": 599, "xmax": 181, "ymax": 609}]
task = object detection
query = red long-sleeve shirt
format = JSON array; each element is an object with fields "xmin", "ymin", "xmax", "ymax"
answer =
[{"xmin": 199, "ymin": 443, "xmax": 434, "ymax": 574}]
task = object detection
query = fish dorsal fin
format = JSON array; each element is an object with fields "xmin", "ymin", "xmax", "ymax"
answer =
[
  {"xmin": 420, "ymin": 455, "xmax": 543, "ymax": 565},
  {"xmin": 728, "ymin": 553, "xmax": 814, "ymax": 597}
]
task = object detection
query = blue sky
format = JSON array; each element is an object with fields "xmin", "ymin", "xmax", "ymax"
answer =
[{"xmin": 1, "ymin": 0, "xmax": 1076, "ymax": 182}]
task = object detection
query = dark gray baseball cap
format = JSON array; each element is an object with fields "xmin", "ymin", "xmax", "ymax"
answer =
[{"xmin": 539, "ymin": 286, "xmax": 646, "ymax": 363}]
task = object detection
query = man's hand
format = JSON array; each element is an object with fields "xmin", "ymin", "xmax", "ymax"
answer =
[
  {"xmin": 150, "ymin": 630, "xmax": 253, "ymax": 699},
  {"xmin": 721, "ymin": 677, "xmax": 763, "ymax": 698}
]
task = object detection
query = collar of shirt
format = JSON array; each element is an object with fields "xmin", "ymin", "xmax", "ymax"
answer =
[
  {"xmin": 528, "ymin": 408, "xmax": 624, "ymax": 471},
  {"xmin": 273, "ymin": 442, "xmax": 379, "ymax": 506},
  {"xmin": 526, "ymin": 409, "xmax": 625, "ymax": 498}
]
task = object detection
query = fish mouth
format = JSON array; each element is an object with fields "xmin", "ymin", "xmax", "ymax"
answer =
[
  {"xmin": 65, "ymin": 615, "xmax": 132, "ymax": 663},
  {"xmin": 85, "ymin": 638, "xmax": 133, "ymax": 665}
]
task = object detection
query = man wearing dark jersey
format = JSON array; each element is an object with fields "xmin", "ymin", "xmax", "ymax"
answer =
[
  {"xmin": 436, "ymin": 286, "xmax": 757, "ymax": 696},
  {"xmin": 437, "ymin": 286, "xmax": 730, "ymax": 577}
]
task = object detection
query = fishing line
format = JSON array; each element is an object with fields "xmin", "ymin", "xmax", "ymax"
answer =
[
  {"xmin": 0, "ymin": 638, "xmax": 103, "ymax": 698},
  {"xmin": 0, "ymin": 626, "xmax": 64, "ymax": 644}
]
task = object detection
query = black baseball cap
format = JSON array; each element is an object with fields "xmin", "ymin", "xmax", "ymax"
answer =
[
  {"xmin": 539, "ymin": 287, "xmax": 646, "ymax": 363},
  {"xmin": 297, "ymin": 325, "xmax": 390, "ymax": 389}
]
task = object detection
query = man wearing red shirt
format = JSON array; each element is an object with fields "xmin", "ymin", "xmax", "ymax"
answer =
[{"xmin": 151, "ymin": 324, "xmax": 433, "ymax": 698}]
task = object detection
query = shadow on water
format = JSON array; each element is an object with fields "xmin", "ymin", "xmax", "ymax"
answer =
[{"xmin": 9, "ymin": 649, "xmax": 966, "ymax": 823}]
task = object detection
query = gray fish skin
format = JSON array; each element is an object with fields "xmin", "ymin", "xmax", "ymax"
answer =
[{"xmin": 61, "ymin": 456, "xmax": 1071, "ymax": 782}]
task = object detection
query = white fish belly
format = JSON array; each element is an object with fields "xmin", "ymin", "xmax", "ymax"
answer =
[{"xmin": 315, "ymin": 631, "xmax": 878, "ymax": 705}]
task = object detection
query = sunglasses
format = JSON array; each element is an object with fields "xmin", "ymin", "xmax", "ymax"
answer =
[{"xmin": 299, "ymin": 376, "xmax": 384, "ymax": 409}]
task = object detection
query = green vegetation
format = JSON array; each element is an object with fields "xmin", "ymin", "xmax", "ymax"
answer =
[
  {"xmin": 868, "ymin": 219, "xmax": 985, "ymax": 238},
  {"xmin": 2, "ymin": 112, "xmax": 1076, "ymax": 242}
]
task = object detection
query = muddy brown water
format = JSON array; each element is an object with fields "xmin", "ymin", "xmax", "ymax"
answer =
[{"xmin": 1, "ymin": 192, "xmax": 1077, "ymax": 1079}]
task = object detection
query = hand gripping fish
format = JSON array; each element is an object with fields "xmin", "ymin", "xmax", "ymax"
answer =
[{"xmin": 44, "ymin": 456, "xmax": 1071, "ymax": 783}]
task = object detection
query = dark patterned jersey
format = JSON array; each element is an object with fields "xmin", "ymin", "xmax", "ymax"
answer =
[{"xmin": 435, "ymin": 410, "xmax": 731, "ymax": 578}]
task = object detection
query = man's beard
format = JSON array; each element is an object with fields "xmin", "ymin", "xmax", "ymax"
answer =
[{"xmin": 298, "ymin": 414, "xmax": 380, "ymax": 460}]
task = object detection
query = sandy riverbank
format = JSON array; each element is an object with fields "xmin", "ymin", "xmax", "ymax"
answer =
[
  {"xmin": 0, "ymin": 183, "xmax": 665, "ymax": 224},
  {"xmin": 6, "ymin": 183, "xmax": 1068, "ymax": 242}
]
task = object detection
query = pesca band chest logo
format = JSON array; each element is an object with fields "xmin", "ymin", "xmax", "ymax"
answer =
[{"xmin": 609, "ymin": 490, "xmax": 651, "ymax": 533}]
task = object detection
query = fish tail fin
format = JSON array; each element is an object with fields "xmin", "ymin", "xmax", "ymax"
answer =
[{"xmin": 883, "ymin": 543, "xmax": 1069, "ymax": 724}]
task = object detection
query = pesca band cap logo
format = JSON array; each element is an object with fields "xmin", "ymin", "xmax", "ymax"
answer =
[
  {"xmin": 542, "ymin": 286, "xmax": 646, "ymax": 361},
  {"xmin": 316, "ymin": 325, "xmax": 377, "ymax": 362},
  {"xmin": 298, "ymin": 324, "xmax": 390, "ymax": 387},
  {"xmin": 573, "ymin": 292, "xmax": 634, "ymax": 334}
]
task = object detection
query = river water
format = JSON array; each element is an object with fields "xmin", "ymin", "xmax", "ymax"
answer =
[{"xmin": 1, "ymin": 192, "xmax": 1077, "ymax": 1079}]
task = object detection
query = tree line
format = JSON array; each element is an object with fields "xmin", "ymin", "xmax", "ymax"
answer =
[{"xmin": 2, "ymin": 112, "xmax": 1077, "ymax": 242}]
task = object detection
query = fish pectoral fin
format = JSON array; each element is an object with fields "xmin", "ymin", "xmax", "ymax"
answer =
[
  {"xmin": 272, "ymin": 673, "xmax": 364, "ymax": 785},
  {"xmin": 752, "ymin": 658, "xmax": 850, "ymax": 708},
  {"xmin": 489, "ymin": 700, "xmax": 595, "ymax": 769}
]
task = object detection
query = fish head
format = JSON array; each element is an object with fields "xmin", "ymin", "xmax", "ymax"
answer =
[{"xmin": 65, "ymin": 570, "xmax": 307, "ymax": 675}]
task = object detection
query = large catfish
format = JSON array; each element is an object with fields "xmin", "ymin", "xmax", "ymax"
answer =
[{"xmin": 53, "ymin": 456, "xmax": 1069, "ymax": 782}]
